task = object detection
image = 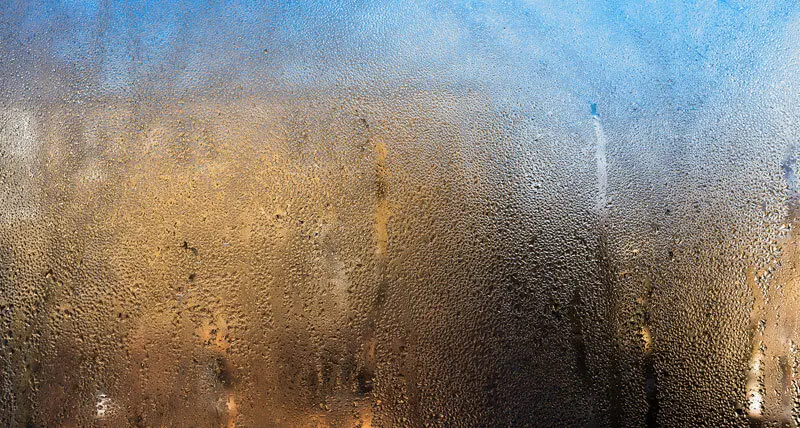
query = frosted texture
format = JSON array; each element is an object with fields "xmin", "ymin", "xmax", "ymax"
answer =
[{"xmin": 2, "ymin": 1, "xmax": 800, "ymax": 426}]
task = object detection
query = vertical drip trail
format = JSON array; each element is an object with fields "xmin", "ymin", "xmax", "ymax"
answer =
[
  {"xmin": 355, "ymin": 121, "xmax": 393, "ymax": 424},
  {"xmin": 593, "ymin": 111, "xmax": 659, "ymax": 425},
  {"xmin": 747, "ymin": 152, "xmax": 800, "ymax": 426},
  {"xmin": 592, "ymin": 111, "xmax": 622, "ymax": 425},
  {"xmin": 742, "ymin": 151, "xmax": 800, "ymax": 426}
]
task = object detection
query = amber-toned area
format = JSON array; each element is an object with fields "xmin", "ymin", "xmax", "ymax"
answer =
[
  {"xmin": 5, "ymin": 2, "xmax": 800, "ymax": 426},
  {"xmin": 1, "ymin": 90, "xmax": 610, "ymax": 426}
]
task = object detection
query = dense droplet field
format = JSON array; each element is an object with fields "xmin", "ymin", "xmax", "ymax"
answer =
[{"xmin": 2, "ymin": 1, "xmax": 800, "ymax": 426}]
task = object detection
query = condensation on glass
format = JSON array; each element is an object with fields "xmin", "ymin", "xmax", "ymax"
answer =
[{"xmin": 2, "ymin": 1, "xmax": 800, "ymax": 426}]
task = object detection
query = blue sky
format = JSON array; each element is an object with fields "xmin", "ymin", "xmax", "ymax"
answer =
[{"xmin": 3, "ymin": 0, "xmax": 799, "ymax": 118}]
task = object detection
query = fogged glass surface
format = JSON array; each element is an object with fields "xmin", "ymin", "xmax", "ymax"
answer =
[{"xmin": 2, "ymin": 1, "xmax": 800, "ymax": 426}]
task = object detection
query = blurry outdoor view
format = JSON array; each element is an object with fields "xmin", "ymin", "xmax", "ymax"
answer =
[{"xmin": 2, "ymin": 1, "xmax": 800, "ymax": 426}]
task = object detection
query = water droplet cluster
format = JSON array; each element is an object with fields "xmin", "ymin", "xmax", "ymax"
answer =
[{"xmin": 2, "ymin": 1, "xmax": 800, "ymax": 426}]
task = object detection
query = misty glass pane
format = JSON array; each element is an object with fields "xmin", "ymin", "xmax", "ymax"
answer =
[{"xmin": 2, "ymin": 1, "xmax": 800, "ymax": 426}]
